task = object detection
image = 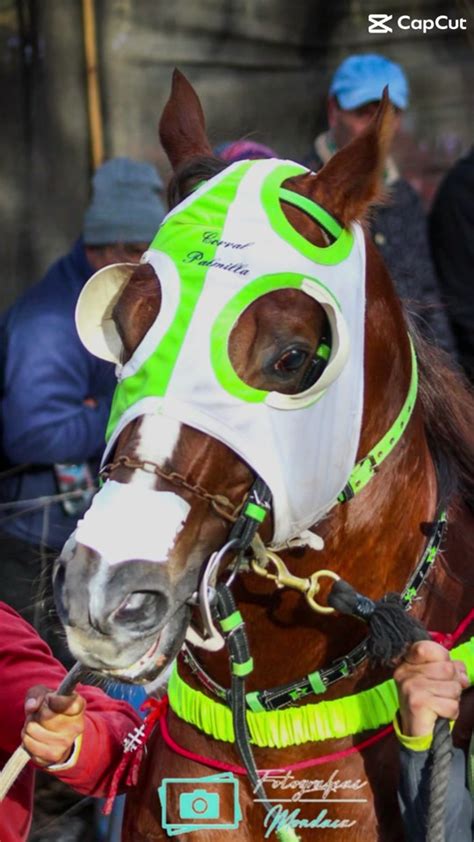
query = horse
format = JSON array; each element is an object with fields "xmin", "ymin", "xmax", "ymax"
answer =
[{"xmin": 54, "ymin": 71, "xmax": 474, "ymax": 841}]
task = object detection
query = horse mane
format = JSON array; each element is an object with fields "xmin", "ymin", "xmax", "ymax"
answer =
[
  {"xmin": 408, "ymin": 317, "xmax": 474, "ymax": 510},
  {"xmin": 166, "ymin": 156, "xmax": 474, "ymax": 511},
  {"xmin": 167, "ymin": 156, "xmax": 227, "ymax": 208}
]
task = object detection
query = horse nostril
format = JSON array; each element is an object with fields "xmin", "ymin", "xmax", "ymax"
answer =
[{"xmin": 113, "ymin": 591, "xmax": 169, "ymax": 629}]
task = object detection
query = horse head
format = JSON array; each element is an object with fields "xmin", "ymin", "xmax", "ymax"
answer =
[{"xmin": 54, "ymin": 70, "xmax": 401, "ymax": 682}]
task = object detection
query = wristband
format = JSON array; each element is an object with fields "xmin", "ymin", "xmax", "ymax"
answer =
[{"xmin": 393, "ymin": 712, "xmax": 454, "ymax": 752}]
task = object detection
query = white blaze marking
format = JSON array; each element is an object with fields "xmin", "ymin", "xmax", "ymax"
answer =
[
  {"xmin": 75, "ymin": 415, "xmax": 188, "ymax": 570},
  {"xmin": 133, "ymin": 415, "xmax": 182, "ymax": 489},
  {"xmin": 75, "ymin": 480, "xmax": 190, "ymax": 565}
]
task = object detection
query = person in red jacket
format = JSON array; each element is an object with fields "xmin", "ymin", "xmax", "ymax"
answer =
[{"xmin": 0, "ymin": 601, "xmax": 142, "ymax": 842}]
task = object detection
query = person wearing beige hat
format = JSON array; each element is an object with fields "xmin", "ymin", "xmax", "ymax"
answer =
[{"xmin": 0, "ymin": 157, "xmax": 165, "ymax": 656}]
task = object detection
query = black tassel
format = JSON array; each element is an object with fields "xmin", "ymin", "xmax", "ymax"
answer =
[{"xmin": 328, "ymin": 579, "xmax": 429, "ymax": 665}]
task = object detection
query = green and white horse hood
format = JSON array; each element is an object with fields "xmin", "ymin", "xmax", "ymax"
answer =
[{"xmin": 77, "ymin": 159, "xmax": 366, "ymax": 546}]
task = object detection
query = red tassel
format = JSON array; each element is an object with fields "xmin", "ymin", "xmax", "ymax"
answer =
[{"xmin": 102, "ymin": 695, "xmax": 169, "ymax": 815}]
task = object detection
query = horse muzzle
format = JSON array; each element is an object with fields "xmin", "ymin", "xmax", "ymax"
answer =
[{"xmin": 53, "ymin": 539, "xmax": 191, "ymax": 681}]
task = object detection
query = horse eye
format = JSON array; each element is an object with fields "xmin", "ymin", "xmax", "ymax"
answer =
[{"xmin": 274, "ymin": 349, "xmax": 308, "ymax": 374}]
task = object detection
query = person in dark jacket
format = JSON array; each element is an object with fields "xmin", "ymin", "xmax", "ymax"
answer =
[
  {"xmin": 304, "ymin": 54, "xmax": 455, "ymax": 355},
  {"xmin": 429, "ymin": 147, "xmax": 474, "ymax": 383},
  {"xmin": 0, "ymin": 157, "xmax": 165, "ymax": 640},
  {"xmin": 394, "ymin": 639, "xmax": 472, "ymax": 840}
]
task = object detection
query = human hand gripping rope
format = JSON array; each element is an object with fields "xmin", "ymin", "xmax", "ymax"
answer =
[
  {"xmin": 0, "ymin": 662, "xmax": 84, "ymax": 801},
  {"xmin": 0, "ymin": 657, "xmax": 167, "ymax": 811},
  {"xmin": 326, "ymin": 579, "xmax": 455, "ymax": 842}
]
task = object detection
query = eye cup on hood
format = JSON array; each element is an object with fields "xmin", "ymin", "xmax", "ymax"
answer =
[
  {"xmin": 75, "ymin": 263, "xmax": 139, "ymax": 363},
  {"xmin": 210, "ymin": 272, "xmax": 350, "ymax": 410}
]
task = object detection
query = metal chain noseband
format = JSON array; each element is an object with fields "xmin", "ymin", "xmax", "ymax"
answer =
[{"xmin": 99, "ymin": 454, "xmax": 243, "ymax": 524}]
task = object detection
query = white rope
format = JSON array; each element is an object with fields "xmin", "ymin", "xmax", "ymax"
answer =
[{"xmin": 0, "ymin": 747, "xmax": 31, "ymax": 801}]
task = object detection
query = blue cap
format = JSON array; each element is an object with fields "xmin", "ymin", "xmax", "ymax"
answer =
[
  {"xmin": 329, "ymin": 54, "xmax": 409, "ymax": 110},
  {"xmin": 83, "ymin": 157, "xmax": 166, "ymax": 246}
]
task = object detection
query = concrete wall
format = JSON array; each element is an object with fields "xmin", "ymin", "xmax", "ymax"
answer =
[{"xmin": 0, "ymin": 0, "xmax": 472, "ymax": 310}]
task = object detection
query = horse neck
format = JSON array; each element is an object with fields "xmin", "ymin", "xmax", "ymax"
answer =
[
  {"xmin": 329, "ymin": 240, "xmax": 439, "ymax": 595},
  {"xmin": 191, "ymin": 240, "xmax": 439, "ymax": 696}
]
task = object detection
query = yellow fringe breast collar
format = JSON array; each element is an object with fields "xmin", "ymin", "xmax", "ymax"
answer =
[{"xmin": 167, "ymin": 637, "xmax": 474, "ymax": 749}]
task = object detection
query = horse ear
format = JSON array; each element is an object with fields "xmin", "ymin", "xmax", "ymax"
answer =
[
  {"xmin": 159, "ymin": 69, "xmax": 213, "ymax": 170},
  {"xmin": 307, "ymin": 89, "xmax": 396, "ymax": 227}
]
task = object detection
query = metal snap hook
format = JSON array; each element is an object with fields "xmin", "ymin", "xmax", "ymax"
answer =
[{"xmin": 250, "ymin": 551, "xmax": 340, "ymax": 615}]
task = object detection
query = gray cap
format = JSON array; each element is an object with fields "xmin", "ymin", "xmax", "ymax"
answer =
[{"xmin": 83, "ymin": 157, "xmax": 166, "ymax": 246}]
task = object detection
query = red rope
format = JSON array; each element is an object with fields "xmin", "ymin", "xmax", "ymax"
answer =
[
  {"xmin": 430, "ymin": 607, "xmax": 474, "ymax": 650},
  {"xmin": 158, "ymin": 713, "xmax": 393, "ymax": 775}
]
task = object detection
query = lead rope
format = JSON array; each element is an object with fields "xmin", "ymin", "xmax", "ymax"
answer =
[
  {"xmin": 327, "ymin": 579, "xmax": 452, "ymax": 842},
  {"xmin": 214, "ymin": 582, "xmax": 300, "ymax": 842},
  {"xmin": 215, "ymin": 482, "xmax": 297, "ymax": 835},
  {"xmin": 0, "ymin": 661, "xmax": 83, "ymax": 801}
]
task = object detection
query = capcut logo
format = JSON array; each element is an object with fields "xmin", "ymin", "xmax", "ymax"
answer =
[
  {"xmin": 368, "ymin": 13, "xmax": 467, "ymax": 34},
  {"xmin": 368, "ymin": 14, "xmax": 393, "ymax": 33}
]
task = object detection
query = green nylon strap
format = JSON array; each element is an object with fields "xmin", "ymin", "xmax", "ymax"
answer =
[
  {"xmin": 278, "ymin": 188, "xmax": 343, "ymax": 240},
  {"xmin": 219, "ymin": 611, "xmax": 244, "ymax": 633},
  {"xmin": 168, "ymin": 637, "xmax": 473, "ymax": 749},
  {"xmin": 316, "ymin": 341, "xmax": 331, "ymax": 361},
  {"xmin": 244, "ymin": 502, "xmax": 267, "ymax": 523},
  {"xmin": 232, "ymin": 658, "xmax": 254, "ymax": 677},
  {"xmin": 339, "ymin": 336, "xmax": 418, "ymax": 502},
  {"xmin": 246, "ymin": 691, "xmax": 266, "ymax": 713},
  {"xmin": 277, "ymin": 828, "xmax": 300, "ymax": 842},
  {"xmin": 308, "ymin": 670, "xmax": 327, "ymax": 695}
]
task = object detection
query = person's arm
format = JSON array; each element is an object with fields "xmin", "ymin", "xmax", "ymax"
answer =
[
  {"xmin": 22, "ymin": 684, "xmax": 142, "ymax": 796},
  {"xmin": 394, "ymin": 641, "xmax": 472, "ymax": 841},
  {"xmin": 397, "ymin": 740, "xmax": 470, "ymax": 842},
  {"xmin": 2, "ymin": 306, "xmax": 111, "ymax": 465},
  {"xmin": 0, "ymin": 603, "xmax": 141, "ymax": 796}
]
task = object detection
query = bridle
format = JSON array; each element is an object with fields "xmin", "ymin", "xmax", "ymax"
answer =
[
  {"xmin": 98, "ymin": 331, "xmax": 446, "ymax": 695},
  {"xmin": 99, "ymin": 317, "xmax": 452, "ymax": 842}
]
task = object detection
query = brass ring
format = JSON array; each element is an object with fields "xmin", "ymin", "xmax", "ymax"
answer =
[{"xmin": 306, "ymin": 570, "xmax": 340, "ymax": 615}]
